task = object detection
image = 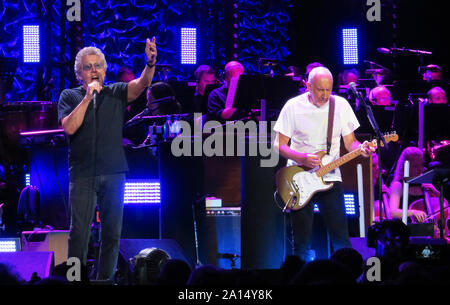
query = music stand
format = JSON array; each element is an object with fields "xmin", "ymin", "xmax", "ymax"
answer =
[
  {"xmin": 405, "ymin": 169, "xmax": 450, "ymax": 240},
  {"xmin": 0, "ymin": 57, "xmax": 18, "ymax": 105},
  {"xmin": 392, "ymin": 80, "xmax": 449, "ymax": 104},
  {"xmin": 232, "ymin": 75, "xmax": 299, "ymax": 121}
]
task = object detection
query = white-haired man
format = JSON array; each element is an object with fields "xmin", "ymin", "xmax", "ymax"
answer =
[
  {"xmin": 58, "ymin": 38, "xmax": 157, "ymax": 281},
  {"xmin": 273, "ymin": 67, "xmax": 375, "ymax": 262}
]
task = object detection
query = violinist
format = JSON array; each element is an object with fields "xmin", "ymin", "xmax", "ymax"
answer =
[{"xmin": 389, "ymin": 147, "xmax": 440, "ymax": 223}]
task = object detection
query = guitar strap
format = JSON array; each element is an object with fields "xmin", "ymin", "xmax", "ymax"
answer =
[{"xmin": 326, "ymin": 95, "xmax": 335, "ymax": 155}]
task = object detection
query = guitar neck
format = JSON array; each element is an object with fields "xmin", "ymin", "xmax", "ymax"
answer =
[{"xmin": 315, "ymin": 148, "xmax": 363, "ymax": 177}]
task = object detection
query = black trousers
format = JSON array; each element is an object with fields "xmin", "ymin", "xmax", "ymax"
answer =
[{"xmin": 289, "ymin": 182, "xmax": 351, "ymax": 261}]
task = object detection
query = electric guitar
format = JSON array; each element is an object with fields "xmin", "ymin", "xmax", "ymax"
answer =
[{"xmin": 275, "ymin": 133, "xmax": 398, "ymax": 212}]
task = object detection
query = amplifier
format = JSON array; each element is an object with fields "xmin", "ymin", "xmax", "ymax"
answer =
[
  {"xmin": 200, "ymin": 207, "xmax": 241, "ymax": 269},
  {"xmin": 21, "ymin": 230, "xmax": 69, "ymax": 265},
  {"xmin": 206, "ymin": 207, "xmax": 241, "ymax": 217}
]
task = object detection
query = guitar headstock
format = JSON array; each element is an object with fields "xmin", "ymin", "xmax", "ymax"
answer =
[{"xmin": 380, "ymin": 132, "xmax": 399, "ymax": 147}]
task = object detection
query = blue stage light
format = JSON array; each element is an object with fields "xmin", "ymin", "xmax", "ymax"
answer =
[
  {"xmin": 313, "ymin": 192, "xmax": 358, "ymax": 215},
  {"xmin": 25, "ymin": 173, "xmax": 31, "ymax": 186},
  {"xmin": 23, "ymin": 25, "xmax": 40, "ymax": 63},
  {"xmin": 180, "ymin": 27, "xmax": 197, "ymax": 65},
  {"xmin": 342, "ymin": 28, "xmax": 358, "ymax": 65},
  {"xmin": 123, "ymin": 179, "xmax": 161, "ymax": 205}
]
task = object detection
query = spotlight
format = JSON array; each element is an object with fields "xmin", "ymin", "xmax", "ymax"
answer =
[{"xmin": 132, "ymin": 247, "xmax": 171, "ymax": 284}]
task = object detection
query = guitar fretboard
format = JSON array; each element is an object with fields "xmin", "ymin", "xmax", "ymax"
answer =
[{"xmin": 315, "ymin": 148, "xmax": 363, "ymax": 177}]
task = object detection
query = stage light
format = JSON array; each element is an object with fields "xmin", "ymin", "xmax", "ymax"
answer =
[
  {"xmin": 132, "ymin": 247, "xmax": 171, "ymax": 285},
  {"xmin": 342, "ymin": 28, "xmax": 358, "ymax": 65},
  {"xmin": 0, "ymin": 238, "xmax": 21, "ymax": 252},
  {"xmin": 25, "ymin": 173, "xmax": 31, "ymax": 186},
  {"xmin": 23, "ymin": 25, "xmax": 40, "ymax": 63},
  {"xmin": 313, "ymin": 192, "xmax": 358, "ymax": 215},
  {"xmin": 343, "ymin": 193, "xmax": 357, "ymax": 215},
  {"xmin": 180, "ymin": 27, "xmax": 197, "ymax": 65},
  {"xmin": 123, "ymin": 180, "xmax": 161, "ymax": 205}
]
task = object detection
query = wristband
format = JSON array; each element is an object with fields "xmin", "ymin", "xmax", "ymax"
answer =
[{"xmin": 146, "ymin": 61, "xmax": 155, "ymax": 68}]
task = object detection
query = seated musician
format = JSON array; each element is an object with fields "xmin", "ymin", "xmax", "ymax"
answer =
[
  {"xmin": 207, "ymin": 61, "xmax": 249, "ymax": 122},
  {"xmin": 421, "ymin": 64, "xmax": 443, "ymax": 82},
  {"xmin": 427, "ymin": 86, "xmax": 447, "ymax": 104},
  {"xmin": 192, "ymin": 64, "xmax": 217, "ymax": 114},
  {"xmin": 369, "ymin": 86, "xmax": 392, "ymax": 106},
  {"xmin": 389, "ymin": 146, "xmax": 441, "ymax": 222},
  {"xmin": 146, "ymin": 81, "xmax": 181, "ymax": 116},
  {"xmin": 123, "ymin": 82, "xmax": 181, "ymax": 146}
]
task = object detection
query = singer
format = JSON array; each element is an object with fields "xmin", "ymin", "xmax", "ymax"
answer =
[
  {"xmin": 57, "ymin": 37, "xmax": 157, "ymax": 281},
  {"xmin": 273, "ymin": 67, "xmax": 375, "ymax": 262}
]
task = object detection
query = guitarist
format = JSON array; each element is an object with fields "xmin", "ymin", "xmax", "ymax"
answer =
[{"xmin": 273, "ymin": 67, "xmax": 375, "ymax": 262}]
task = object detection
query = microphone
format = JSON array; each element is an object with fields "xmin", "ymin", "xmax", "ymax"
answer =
[
  {"xmin": 124, "ymin": 108, "xmax": 151, "ymax": 127},
  {"xmin": 91, "ymin": 79, "xmax": 100, "ymax": 109},
  {"xmin": 217, "ymin": 253, "xmax": 240, "ymax": 259},
  {"xmin": 377, "ymin": 47, "xmax": 392, "ymax": 54},
  {"xmin": 348, "ymin": 82, "xmax": 364, "ymax": 110},
  {"xmin": 348, "ymin": 82, "xmax": 361, "ymax": 95},
  {"xmin": 92, "ymin": 89, "xmax": 98, "ymax": 109},
  {"xmin": 151, "ymin": 96, "xmax": 175, "ymax": 104}
]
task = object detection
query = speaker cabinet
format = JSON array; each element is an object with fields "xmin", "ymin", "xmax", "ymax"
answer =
[
  {"xmin": 0, "ymin": 251, "xmax": 54, "ymax": 281},
  {"xmin": 241, "ymin": 150, "xmax": 286, "ymax": 269},
  {"xmin": 21, "ymin": 230, "xmax": 69, "ymax": 265}
]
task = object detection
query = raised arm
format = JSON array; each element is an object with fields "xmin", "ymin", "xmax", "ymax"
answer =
[{"xmin": 127, "ymin": 37, "xmax": 157, "ymax": 102}]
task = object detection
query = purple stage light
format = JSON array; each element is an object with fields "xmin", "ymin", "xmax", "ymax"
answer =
[
  {"xmin": 342, "ymin": 28, "xmax": 358, "ymax": 65},
  {"xmin": 23, "ymin": 25, "xmax": 40, "ymax": 63},
  {"xmin": 180, "ymin": 27, "xmax": 197, "ymax": 65},
  {"xmin": 20, "ymin": 128, "xmax": 65, "ymax": 136}
]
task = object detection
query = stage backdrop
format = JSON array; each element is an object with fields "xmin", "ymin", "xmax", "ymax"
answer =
[{"xmin": 0, "ymin": 0, "xmax": 291, "ymax": 103}]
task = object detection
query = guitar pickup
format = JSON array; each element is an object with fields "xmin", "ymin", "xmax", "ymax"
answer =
[{"xmin": 290, "ymin": 180, "xmax": 299, "ymax": 193}]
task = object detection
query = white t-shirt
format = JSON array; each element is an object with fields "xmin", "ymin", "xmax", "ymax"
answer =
[{"xmin": 273, "ymin": 92, "xmax": 360, "ymax": 182}]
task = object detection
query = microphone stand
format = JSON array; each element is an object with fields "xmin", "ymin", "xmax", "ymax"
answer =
[
  {"xmin": 350, "ymin": 84, "xmax": 387, "ymax": 222},
  {"xmin": 91, "ymin": 90, "xmax": 99, "ymax": 278}
]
